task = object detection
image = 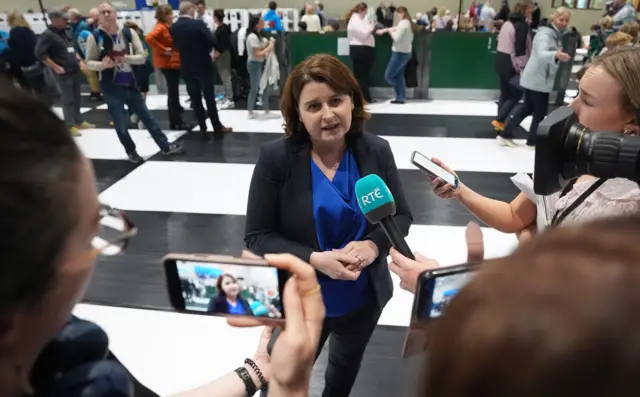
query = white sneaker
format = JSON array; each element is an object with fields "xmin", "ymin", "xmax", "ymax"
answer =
[
  {"xmin": 497, "ymin": 135, "xmax": 518, "ymax": 148},
  {"xmin": 130, "ymin": 114, "xmax": 139, "ymax": 124},
  {"xmin": 138, "ymin": 121, "xmax": 145, "ymax": 129}
]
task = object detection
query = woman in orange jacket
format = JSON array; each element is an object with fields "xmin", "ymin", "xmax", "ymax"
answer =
[{"xmin": 145, "ymin": 5, "xmax": 192, "ymax": 130}]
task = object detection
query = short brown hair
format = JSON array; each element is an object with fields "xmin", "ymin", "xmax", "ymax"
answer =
[
  {"xmin": 423, "ymin": 214, "xmax": 640, "ymax": 397},
  {"xmin": 280, "ymin": 54, "xmax": 370, "ymax": 145},
  {"xmin": 155, "ymin": 4, "xmax": 173, "ymax": 22},
  {"xmin": 620, "ymin": 20, "xmax": 639, "ymax": 41}
]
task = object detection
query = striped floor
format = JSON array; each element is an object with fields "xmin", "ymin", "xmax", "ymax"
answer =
[{"xmin": 59, "ymin": 94, "xmax": 534, "ymax": 396}]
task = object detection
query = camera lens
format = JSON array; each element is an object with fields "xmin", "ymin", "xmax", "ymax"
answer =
[{"xmin": 565, "ymin": 127, "xmax": 640, "ymax": 182}]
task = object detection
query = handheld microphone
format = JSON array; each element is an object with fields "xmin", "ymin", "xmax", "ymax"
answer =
[{"xmin": 355, "ymin": 174, "xmax": 415, "ymax": 260}]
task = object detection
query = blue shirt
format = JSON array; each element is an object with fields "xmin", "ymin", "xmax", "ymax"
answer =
[
  {"xmin": 0, "ymin": 31, "xmax": 9, "ymax": 56},
  {"xmin": 262, "ymin": 10, "xmax": 284, "ymax": 32},
  {"xmin": 311, "ymin": 148, "xmax": 370, "ymax": 317},
  {"xmin": 228, "ymin": 299, "xmax": 248, "ymax": 315}
]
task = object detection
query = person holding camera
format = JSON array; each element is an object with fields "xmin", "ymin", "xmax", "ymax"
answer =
[
  {"xmin": 0, "ymin": 79, "xmax": 323, "ymax": 397},
  {"xmin": 388, "ymin": 47, "xmax": 640, "ymax": 290}
]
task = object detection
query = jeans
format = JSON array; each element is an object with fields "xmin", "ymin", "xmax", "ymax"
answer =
[
  {"xmin": 161, "ymin": 68, "xmax": 184, "ymax": 128},
  {"xmin": 247, "ymin": 60, "xmax": 272, "ymax": 111},
  {"xmin": 496, "ymin": 72, "xmax": 523, "ymax": 122},
  {"xmin": 384, "ymin": 51, "xmax": 412, "ymax": 101},
  {"xmin": 56, "ymin": 71, "xmax": 83, "ymax": 128},
  {"xmin": 350, "ymin": 45, "xmax": 375, "ymax": 102},
  {"xmin": 501, "ymin": 88, "xmax": 549, "ymax": 146},
  {"xmin": 100, "ymin": 82, "xmax": 169, "ymax": 154},
  {"xmin": 183, "ymin": 71, "xmax": 222, "ymax": 131}
]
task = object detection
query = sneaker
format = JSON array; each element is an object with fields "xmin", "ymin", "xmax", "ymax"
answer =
[
  {"xmin": 137, "ymin": 121, "xmax": 145, "ymax": 129},
  {"xmin": 89, "ymin": 92, "xmax": 102, "ymax": 101},
  {"xmin": 162, "ymin": 142, "xmax": 185, "ymax": 155},
  {"xmin": 127, "ymin": 151, "xmax": 144, "ymax": 163},
  {"xmin": 492, "ymin": 120, "xmax": 505, "ymax": 131},
  {"xmin": 390, "ymin": 100, "xmax": 405, "ymax": 104},
  {"xmin": 497, "ymin": 135, "xmax": 518, "ymax": 148},
  {"xmin": 70, "ymin": 126, "xmax": 82, "ymax": 137},
  {"xmin": 77, "ymin": 121, "xmax": 96, "ymax": 130},
  {"xmin": 130, "ymin": 114, "xmax": 139, "ymax": 124}
]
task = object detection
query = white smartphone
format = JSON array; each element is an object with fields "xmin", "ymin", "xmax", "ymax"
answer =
[{"xmin": 410, "ymin": 151, "xmax": 459, "ymax": 189}]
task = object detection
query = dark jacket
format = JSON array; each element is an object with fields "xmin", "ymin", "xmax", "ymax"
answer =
[
  {"xmin": 207, "ymin": 295, "xmax": 253, "ymax": 314},
  {"xmin": 170, "ymin": 16, "xmax": 218, "ymax": 76},
  {"xmin": 8, "ymin": 26, "xmax": 38, "ymax": 67},
  {"xmin": 244, "ymin": 133, "xmax": 413, "ymax": 309},
  {"xmin": 35, "ymin": 26, "xmax": 80, "ymax": 73}
]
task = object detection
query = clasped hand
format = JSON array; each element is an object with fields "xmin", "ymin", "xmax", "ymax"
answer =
[{"xmin": 310, "ymin": 240, "xmax": 379, "ymax": 280}]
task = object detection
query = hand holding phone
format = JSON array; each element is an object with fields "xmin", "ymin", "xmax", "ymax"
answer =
[
  {"xmin": 414, "ymin": 263, "xmax": 479, "ymax": 320},
  {"xmin": 410, "ymin": 151, "xmax": 460, "ymax": 196}
]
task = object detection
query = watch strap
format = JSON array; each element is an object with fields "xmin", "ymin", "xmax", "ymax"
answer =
[{"xmin": 234, "ymin": 367, "xmax": 257, "ymax": 396}]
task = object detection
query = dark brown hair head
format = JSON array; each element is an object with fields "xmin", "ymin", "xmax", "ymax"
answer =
[
  {"xmin": 216, "ymin": 273, "xmax": 238, "ymax": 297},
  {"xmin": 423, "ymin": 214, "xmax": 640, "ymax": 397},
  {"xmin": 280, "ymin": 54, "xmax": 370, "ymax": 145}
]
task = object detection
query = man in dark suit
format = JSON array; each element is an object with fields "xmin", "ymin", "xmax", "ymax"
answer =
[{"xmin": 171, "ymin": 1, "xmax": 232, "ymax": 137}]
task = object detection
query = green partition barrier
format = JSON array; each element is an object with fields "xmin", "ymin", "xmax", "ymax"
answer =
[
  {"xmin": 428, "ymin": 32, "xmax": 499, "ymax": 90},
  {"xmin": 289, "ymin": 32, "xmax": 421, "ymax": 87}
]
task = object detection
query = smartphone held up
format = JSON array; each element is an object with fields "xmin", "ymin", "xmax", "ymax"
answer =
[
  {"xmin": 163, "ymin": 254, "xmax": 288, "ymax": 322},
  {"xmin": 410, "ymin": 151, "xmax": 459, "ymax": 190}
]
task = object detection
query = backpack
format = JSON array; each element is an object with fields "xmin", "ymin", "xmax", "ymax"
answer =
[{"xmin": 91, "ymin": 28, "xmax": 152, "ymax": 85}]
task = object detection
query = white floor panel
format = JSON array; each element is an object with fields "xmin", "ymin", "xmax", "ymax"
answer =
[
  {"xmin": 52, "ymin": 107, "xmax": 92, "ymax": 120},
  {"xmin": 75, "ymin": 129, "xmax": 187, "ymax": 160},
  {"xmin": 388, "ymin": 136, "xmax": 534, "ymax": 174},
  {"xmin": 367, "ymin": 99, "xmax": 498, "ymax": 116},
  {"xmin": 72, "ymin": 223, "xmax": 517, "ymax": 394},
  {"xmin": 99, "ymin": 141, "xmax": 528, "ymax": 215},
  {"xmin": 379, "ymin": 223, "xmax": 517, "ymax": 327},
  {"xmin": 73, "ymin": 303, "xmax": 264, "ymax": 396},
  {"xmin": 98, "ymin": 161, "xmax": 255, "ymax": 214}
]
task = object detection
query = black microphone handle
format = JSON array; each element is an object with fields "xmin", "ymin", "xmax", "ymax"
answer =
[{"xmin": 379, "ymin": 217, "xmax": 415, "ymax": 260}]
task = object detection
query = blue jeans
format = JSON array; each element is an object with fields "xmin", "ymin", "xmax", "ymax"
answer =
[
  {"xmin": 247, "ymin": 60, "xmax": 272, "ymax": 111},
  {"xmin": 100, "ymin": 82, "xmax": 169, "ymax": 154},
  {"xmin": 384, "ymin": 51, "xmax": 412, "ymax": 101}
]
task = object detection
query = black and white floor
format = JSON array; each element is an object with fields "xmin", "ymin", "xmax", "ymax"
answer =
[{"xmin": 62, "ymin": 92, "xmax": 537, "ymax": 396}]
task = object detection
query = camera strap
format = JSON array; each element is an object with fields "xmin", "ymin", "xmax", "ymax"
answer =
[{"xmin": 551, "ymin": 178, "xmax": 608, "ymax": 226}]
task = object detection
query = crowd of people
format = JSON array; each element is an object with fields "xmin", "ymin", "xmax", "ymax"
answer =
[{"xmin": 1, "ymin": 1, "xmax": 640, "ymax": 397}]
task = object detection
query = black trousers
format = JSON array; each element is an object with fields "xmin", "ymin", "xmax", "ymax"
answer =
[
  {"xmin": 350, "ymin": 45, "xmax": 375, "ymax": 103},
  {"xmin": 161, "ymin": 68, "xmax": 184, "ymax": 128},
  {"xmin": 496, "ymin": 72, "xmax": 523, "ymax": 123},
  {"xmin": 262, "ymin": 303, "xmax": 381, "ymax": 397},
  {"xmin": 183, "ymin": 71, "xmax": 222, "ymax": 132},
  {"xmin": 501, "ymin": 88, "xmax": 549, "ymax": 146}
]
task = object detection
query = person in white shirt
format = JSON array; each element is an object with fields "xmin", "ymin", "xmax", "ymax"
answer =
[
  {"xmin": 346, "ymin": 2, "xmax": 376, "ymax": 103},
  {"xmin": 301, "ymin": 4, "xmax": 322, "ymax": 32},
  {"xmin": 194, "ymin": 0, "xmax": 215, "ymax": 32}
]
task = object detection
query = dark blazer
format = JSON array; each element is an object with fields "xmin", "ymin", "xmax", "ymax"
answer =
[
  {"xmin": 207, "ymin": 295, "xmax": 253, "ymax": 315},
  {"xmin": 170, "ymin": 16, "xmax": 218, "ymax": 76},
  {"xmin": 244, "ymin": 132, "xmax": 413, "ymax": 309}
]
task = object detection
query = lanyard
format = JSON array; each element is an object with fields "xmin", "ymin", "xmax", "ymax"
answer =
[{"xmin": 551, "ymin": 178, "xmax": 607, "ymax": 226}]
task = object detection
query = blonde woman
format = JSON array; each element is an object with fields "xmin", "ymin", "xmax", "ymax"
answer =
[
  {"xmin": 430, "ymin": 47, "xmax": 640, "ymax": 242},
  {"xmin": 498, "ymin": 7, "xmax": 572, "ymax": 148},
  {"xmin": 377, "ymin": 6, "xmax": 414, "ymax": 103},
  {"xmin": 7, "ymin": 10, "xmax": 49, "ymax": 105},
  {"xmin": 300, "ymin": 4, "xmax": 322, "ymax": 32}
]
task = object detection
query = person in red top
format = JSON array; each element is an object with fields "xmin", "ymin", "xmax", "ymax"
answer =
[{"xmin": 145, "ymin": 4, "xmax": 193, "ymax": 130}]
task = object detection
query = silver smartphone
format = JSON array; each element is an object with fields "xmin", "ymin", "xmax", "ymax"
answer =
[{"xmin": 410, "ymin": 151, "xmax": 459, "ymax": 189}]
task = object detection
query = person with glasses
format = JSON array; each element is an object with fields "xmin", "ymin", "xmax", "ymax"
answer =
[{"xmin": 0, "ymin": 80, "xmax": 324, "ymax": 397}]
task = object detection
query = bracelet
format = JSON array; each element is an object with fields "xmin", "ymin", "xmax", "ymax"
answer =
[
  {"xmin": 245, "ymin": 358, "xmax": 268, "ymax": 391},
  {"xmin": 234, "ymin": 367, "xmax": 257, "ymax": 396}
]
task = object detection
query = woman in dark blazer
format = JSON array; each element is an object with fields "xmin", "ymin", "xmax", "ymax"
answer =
[
  {"xmin": 207, "ymin": 273, "xmax": 253, "ymax": 315},
  {"xmin": 244, "ymin": 54, "xmax": 413, "ymax": 397}
]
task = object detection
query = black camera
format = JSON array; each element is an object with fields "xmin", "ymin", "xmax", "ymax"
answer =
[{"xmin": 534, "ymin": 106, "xmax": 640, "ymax": 195}]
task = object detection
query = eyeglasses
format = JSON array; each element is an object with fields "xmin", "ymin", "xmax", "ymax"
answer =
[{"xmin": 92, "ymin": 206, "xmax": 137, "ymax": 256}]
